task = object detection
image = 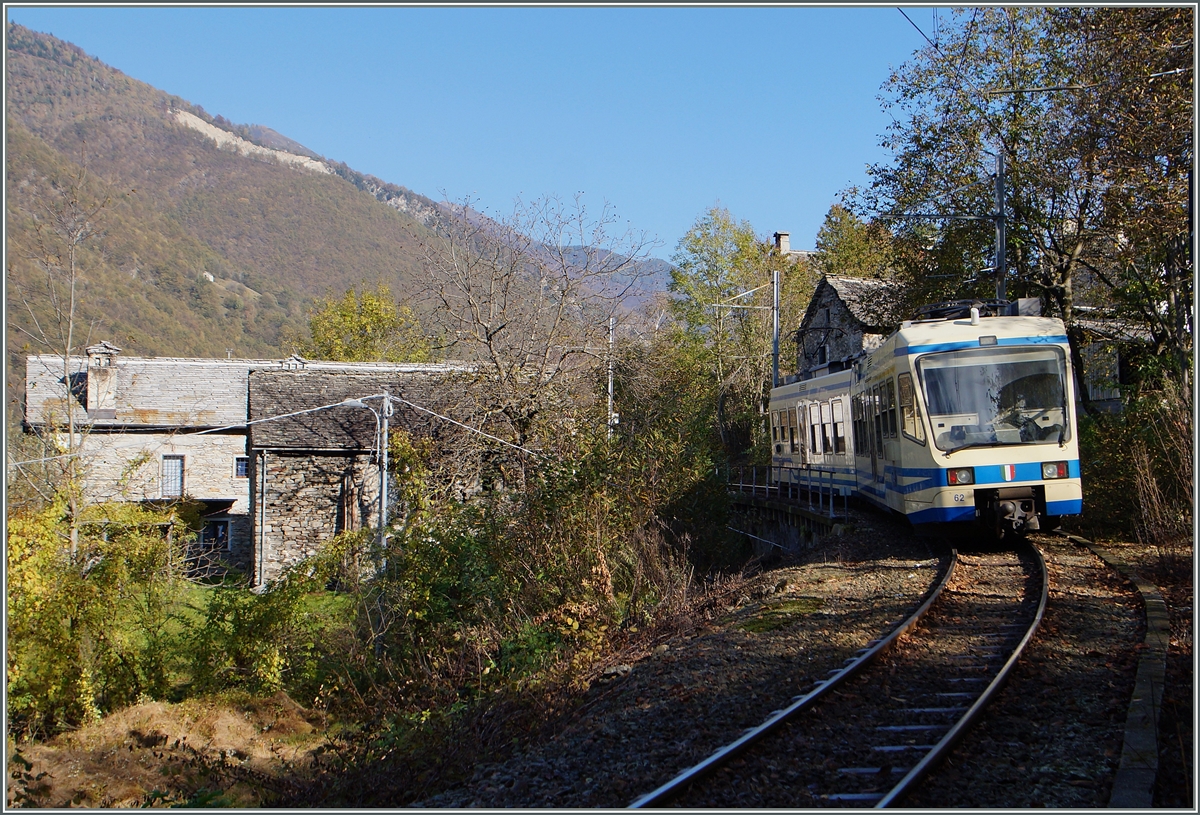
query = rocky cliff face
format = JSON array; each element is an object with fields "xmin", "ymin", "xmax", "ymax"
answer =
[{"xmin": 169, "ymin": 109, "xmax": 333, "ymax": 176}]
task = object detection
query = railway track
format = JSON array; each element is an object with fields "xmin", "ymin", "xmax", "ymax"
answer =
[{"xmin": 629, "ymin": 543, "xmax": 1048, "ymax": 808}]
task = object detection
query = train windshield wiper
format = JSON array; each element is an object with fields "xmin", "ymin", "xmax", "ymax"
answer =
[{"xmin": 943, "ymin": 440, "xmax": 1010, "ymax": 457}]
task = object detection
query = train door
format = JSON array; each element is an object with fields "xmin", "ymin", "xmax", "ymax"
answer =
[
  {"xmin": 852, "ymin": 391, "xmax": 871, "ymax": 494},
  {"xmin": 807, "ymin": 403, "xmax": 823, "ymax": 464},
  {"xmin": 870, "ymin": 383, "xmax": 884, "ymax": 484},
  {"xmin": 878, "ymin": 378, "xmax": 901, "ymax": 506}
]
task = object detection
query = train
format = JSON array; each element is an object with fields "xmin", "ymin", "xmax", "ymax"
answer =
[{"xmin": 768, "ymin": 300, "xmax": 1083, "ymax": 538}]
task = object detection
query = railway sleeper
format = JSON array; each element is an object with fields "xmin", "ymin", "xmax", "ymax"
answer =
[
  {"xmin": 873, "ymin": 744, "xmax": 938, "ymax": 752},
  {"xmin": 824, "ymin": 792, "xmax": 886, "ymax": 803},
  {"xmin": 876, "ymin": 724, "xmax": 947, "ymax": 732}
]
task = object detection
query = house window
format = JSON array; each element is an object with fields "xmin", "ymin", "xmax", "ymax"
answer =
[
  {"xmin": 162, "ymin": 455, "xmax": 184, "ymax": 498},
  {"xmin": 202, "ymin": 519, "xmax": 230, "ymax": 550},
  {"xmin": 235, "ymin": 456, "xmax": 249, "ymax": 478}
]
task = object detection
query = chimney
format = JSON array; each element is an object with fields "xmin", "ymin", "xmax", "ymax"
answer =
[
  {"xmin": 86, "ymin": 341, "xmax": 121, "ymax": 418},
  {"xmin": 774, "ymin": 231, "xmax": 791, "ymax": 254}
]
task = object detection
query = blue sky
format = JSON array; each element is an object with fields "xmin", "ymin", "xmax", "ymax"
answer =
[{"xmin": 7, "ymin": 5, "xmax": 941, "ymax": 259}]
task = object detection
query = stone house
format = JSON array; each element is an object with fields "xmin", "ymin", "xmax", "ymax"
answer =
[
  {"xmin": 23, "ymin": 342, "xmax": 272, "ymax": 573},
  {"xmin": 23, "ymin": 343, "xmax": 465, "ymax": 585},
  {"xmin": 791, "ymin": 275, "xmax": 903, "ymax": 380},
  {"xmin": 1073, "ymin": 314, "xmax": 1152, "ymax": 413},
  {"xmin": 246, "ymin": 367, "xmax": 463, "ymax": 584}
]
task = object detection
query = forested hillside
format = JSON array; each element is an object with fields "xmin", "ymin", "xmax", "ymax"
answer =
[{"xmin": 5, "ymin": 24, "xmax": 445, "ymax": 409}]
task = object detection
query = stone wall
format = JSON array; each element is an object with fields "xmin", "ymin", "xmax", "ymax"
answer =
[
  {"xmin": 74, "ymin": 430, "xmax": 249, "ymax": 506},
  {"xmin": 251, "ymin": 451, "xmax": 381, "ymax": 584},
  {"xmin": 65, "ymin": 429, "xmax": 255, "ymax": 576},
  {"xmin": 798, "ymin": 285, "xmax": 872, "ymax": 374}
]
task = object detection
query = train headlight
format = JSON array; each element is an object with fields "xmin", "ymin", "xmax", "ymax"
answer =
[
  {"xmin": 947, "ymin": 467, "xmax": 974, "ymax": 485},
  {"xmin": 1042, "ymin": 461, "xmax": 1068, "ymax": 479}
]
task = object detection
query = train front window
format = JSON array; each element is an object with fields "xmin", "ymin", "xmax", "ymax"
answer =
[{"xmin": 916, "ymin": 346, "xmax": 1070, "ymax": 452}]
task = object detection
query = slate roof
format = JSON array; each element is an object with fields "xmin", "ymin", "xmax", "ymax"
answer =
[
  {"xmin": 25, "ymin": 350, "xmax": 473, "ymax": 433},
  {"xmin": 24, "ymin": 354, "xmax": 275, "ymax": 428},
  {"xmin": 821, "ymin": 275, "xmax": 905, "ymax": 330},
  {"xmin": 247, "ymin": 369, "xmax": 467, "ymax": 450}
]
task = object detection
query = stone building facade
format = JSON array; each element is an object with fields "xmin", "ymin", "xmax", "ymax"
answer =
[
  {"xmin": 792, "ymin": 275, "xmax": 903, "ymax": 380},
  {"xmin": 23, "ymin": 344, "xmax": 275, "ymax": 573},
  {"xmin": 23, "ymin": 344, "xmax": 465, "ymax": 585},
  {"xmin": 246, "ymin": 368, "xmax": 462, "ymax": 584}
]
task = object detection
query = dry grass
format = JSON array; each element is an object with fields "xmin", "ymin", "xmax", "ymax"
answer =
[{"xmin": 6, "ymin": 692, "xmax": 328, "ymax": 808}]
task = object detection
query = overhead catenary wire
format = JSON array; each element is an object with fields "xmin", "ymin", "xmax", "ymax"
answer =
[
  {"xmin": 196, "ymin": 392, "xmax": 546, "ymax": 459},
  {"xmin": 8, "ymin": 450, "xmax": 83, "ymax": 467},
  {"xmin": 383, "ymin": 394, "xmax": 547, "ymax": 460}
]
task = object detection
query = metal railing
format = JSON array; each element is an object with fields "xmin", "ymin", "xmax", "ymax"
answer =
[{"xmin": 729, "ymin": 464, "xmax": 851, "ymax": 520}]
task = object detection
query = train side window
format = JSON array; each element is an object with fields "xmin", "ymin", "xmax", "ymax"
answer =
[
  {"xmin": 898, "ymin": 373, "xmax": 926, "ymax": 444},
  {"xmin": 789, "ymin": 408, "xmax": 800, "ymax": 454},
  {"xmin": 820, "ymin": 402, "xmax": 833, "ymax": 453},
  {"xmin": 771, "ymin": 410, "xmax": 779, "ymax": 442},
  {"xmin": 886, "ymin": 379, "xmax": 898, "ymax": 438},
  {"xmin": 851, "ymin": 395, "xmax": 862, "ymax": 452},
  {"xmin": 857, "ymin": 394, "xmax": 869, "ymax": 455},
  {"xmin": 872, "ymin": 385, "xmax": 884, "ymax": 451},
  {"xmin": 831, "ymin": 399, "xmax": 847, "ymax": 454},
  {"xmin": 809, "ymin": 404, "xmax": 822, "ymax": 454}
]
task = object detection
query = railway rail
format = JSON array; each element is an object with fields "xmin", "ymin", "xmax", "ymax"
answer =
[{"xmin": 629, "ymin": 543, "xmax": 1048, "ymax": 808}]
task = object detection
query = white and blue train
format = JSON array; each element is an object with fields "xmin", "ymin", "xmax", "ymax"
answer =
[{"xmin": 768, "ymin": 302, "xmax": 1083, "ymax": 538}]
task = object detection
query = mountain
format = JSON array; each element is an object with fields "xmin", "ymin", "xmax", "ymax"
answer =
[
  {"xmin": 5, "ymin": 23, "xmax": 453, "ymax": 408},
  {"xmin": 4, "ymin": 24, "xmax": 673, "ymax": 417}
]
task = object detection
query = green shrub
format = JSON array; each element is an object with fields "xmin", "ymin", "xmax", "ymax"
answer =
[{"xmin": 6, "ymin": 500, "xmax": 192, "ymax": 737}]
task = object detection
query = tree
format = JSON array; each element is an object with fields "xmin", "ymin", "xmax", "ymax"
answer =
[
  {"xmin": 419, "ymin": 194, "xmax": 657, "ymax": 484},
  {"xmin": 668, "ymin": 206, "xmax": 815, "ymax": 458},
  {"xmin": 6, "ymin": 166, "xmax": 196, "ymax": 736},
  {"xmin": 301, "ymin": 283, "xmax": 432, "ymax": 363},
  {"xmin": 1050, "ymin": 7, "xmax": 1193, "ymax": 393},
  {"xmin": 852, "ymin": 7, "xmax": 1192, "ymax": 403},
  {"xmin": 813, "ymin": 204, "xmax": 896, "ymax": 280},
  {"xmin": 8, "ymin": 162, "xmax": 115, "ymax": 555}
]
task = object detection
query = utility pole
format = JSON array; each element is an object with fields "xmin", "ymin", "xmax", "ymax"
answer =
[
  {"xmin": 771, "ymin": 269, "xmax": 780, "ymax": 388},
  {"xmin": 607, "ymin": 316, "xmax": 616, "ymax": 439},
  {"xmin": 379, "ymin": 392, "xmax": 392, "ymax": 560},
  {"xmin": 994, "ymin": 146, "xmax": 1007, "ymax": 301}
]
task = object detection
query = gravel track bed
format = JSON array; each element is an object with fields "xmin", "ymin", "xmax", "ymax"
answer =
[
  {"xmin": 417, "ymin": 513, "xmax": 941, "ymax": 808},
  {"xmin": 905, "ymin": 534, "xmax": 1145, "ymax": 808},
  {"xmin": 670, "ymin": 549, "xmax": 1038, "ymax": 808},
  {"xmin": 415, "ymin": 520, "xmax": 1147, "ymax": 808}
]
